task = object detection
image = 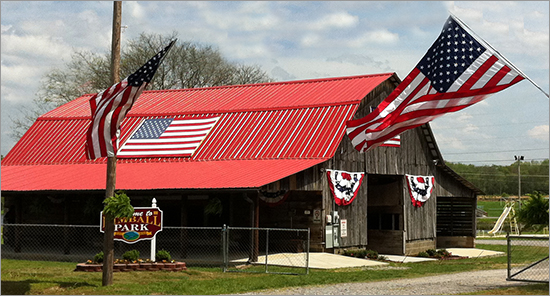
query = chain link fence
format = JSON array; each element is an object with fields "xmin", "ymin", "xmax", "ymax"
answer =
[
  {"xmin": 223, "ymin": 226, "xmax": 310, "ymax": 275},
  {"xmin": 1, "ymin": 224, "xmax": 309, "ymax": 274},
  {"xmin": 507, "ymin": 235, "xmax": 549, "ymax": 283}
]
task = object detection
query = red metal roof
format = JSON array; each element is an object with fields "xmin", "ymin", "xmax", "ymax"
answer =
[
  {"xmin": 1, "ymin": 159, "xmax": 327, "ymax": 191},
  {"xmin": 2, "ymin": 73, "xmax": 393, "ymax": 191}
]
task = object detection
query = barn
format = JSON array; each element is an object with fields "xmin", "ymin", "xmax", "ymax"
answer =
[{"xmin": 1, "ymin": 73, "xmax": 481, "ymax": 256}]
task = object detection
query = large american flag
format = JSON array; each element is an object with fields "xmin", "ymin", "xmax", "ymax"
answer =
[
  {"xmin": 85, "ymin": 40, "xmax": 176, "ymax": 160},
  {"xmin": 370, "ymin": 107, "xmax": 400, "ymax": 147},
  {"xmin": 117, "ymin": 116, "xmax": 219, "ymax": 158},
  {"xmin": 346, "ymin": 16, "xmax": 525, "ymax": 152}
]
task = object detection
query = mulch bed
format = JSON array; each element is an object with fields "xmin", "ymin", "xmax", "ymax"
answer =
[{"xmin": 75, "ymin": 261, "xmax": 187, "ymax": 272}]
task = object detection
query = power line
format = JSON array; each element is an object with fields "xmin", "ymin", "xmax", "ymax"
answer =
[
  {"xmin": 445, "ymin": 157, "xmax": 549, "ymax": 163},
  {"xmin": 432, "ymin": 120, "xmax": 548, "ymax": 130},
  {"xmin": 444, "ymin": 148, "xmax": 549, "ymax": 155},
  {"xmin": 456, "ymin": 172, "xmax": 549, "ymax": 178}
]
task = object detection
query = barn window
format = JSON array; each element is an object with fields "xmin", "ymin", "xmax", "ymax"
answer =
[{"xmin": 368, "ymin": 213, "xmax": 401, "ymax": 230}]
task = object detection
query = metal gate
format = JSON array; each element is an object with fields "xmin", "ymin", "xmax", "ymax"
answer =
[
  {"xmin": 507, "ymin": 235, "xmax": 549, "ymax": 283},
  {"xmin": 222, "ymin": 226, "xmax": 310, "ymax": 275}
]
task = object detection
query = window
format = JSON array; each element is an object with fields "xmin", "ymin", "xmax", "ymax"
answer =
[{"xmin": 368, "ymin": 213, "xmax": 400, "ymax": 230}]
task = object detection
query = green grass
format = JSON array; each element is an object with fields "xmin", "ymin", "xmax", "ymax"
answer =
[
  {"xmin": 1, "ymin": 244, "xmax": 547, "ymax": 295},
  {"xmin": 477, "ymin": 200, "xmax": 509, "ymax": 217}
]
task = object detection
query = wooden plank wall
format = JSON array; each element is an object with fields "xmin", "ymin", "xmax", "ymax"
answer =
[
  {"xmin": 436, "ymin": 196, "xmax": 476, "ymax": 237},
  {"xmin": 260, "ymin": 75, "xmax": 478, "ymax": 249}
]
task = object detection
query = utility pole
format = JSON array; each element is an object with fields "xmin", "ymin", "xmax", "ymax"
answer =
[
  {"xmin": 514, "ymin": 155, "xmax": 524, "ymax": 211},
  {"xmin": 102, "ymin": 0, "xmax": 121, "ymax": 287}
]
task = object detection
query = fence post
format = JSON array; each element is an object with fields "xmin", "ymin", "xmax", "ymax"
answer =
[
  {"xmin": 265, "ymin": 228, "xmax": 269, "ymax": 273},
  {"xmin": 222, "ymin": 224, "xmax": 227, "ymax": 272},
  {"xmin": 150, "ymin": 198, "xmax": 157, "ymax": 261},
  {"xmin": 306, "ymin": 228, "xmax": 310, "ymax": 275},
  {"xmin": 506, "ymin": 232, "xmax": 511, "ymax": 281}
]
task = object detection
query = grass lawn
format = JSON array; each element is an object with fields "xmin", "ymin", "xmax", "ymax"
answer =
[
  {"xmin": 477, "ymin": 200, "xmax": 509, "ymax": 217},
  {"xmin": 1, "ymin": 244, "xmax": 548, "ymax": 295}
]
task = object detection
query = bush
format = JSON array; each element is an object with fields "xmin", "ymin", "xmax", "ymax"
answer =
[
  {"xmin": 341, "ymin": 248, "xmax": 379, "ymax": 260},
  {"xmin": 426, "ymin": 249, "xmax": 437, "ymax": 257},
  {"xmin": 156, "ymin": 249, "xmax": 171, "ymax": 262},
  {"xmin": 417, "ymin": 251, "xmax": 429, "ymax": 257},
  {"xmin": 365, "ymin": 249, "xmax": 379, "ymax": 260},
  {"xmin": 122, "ymin": 250, "xmax": 140, "ymax": 262},
  {"xmin": 93, "ymin": 251, "xmax": 104, "ymax": 263},
  {"xmin": 436, "ymin": 249, "xmax": 450, "ymax": 258}
]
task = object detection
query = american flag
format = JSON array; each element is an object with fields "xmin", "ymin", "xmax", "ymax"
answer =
[
  {"xmin": 117, "ymin": 116, "xmax": 220, "ymax": 158},
  {"xmin": 346, "ymin": 15, "xmax": 525, "ymax": 152},
  {"xmin": 85, "ymin": 40, "xmax": 176, "ymax": 160},
  {"xmin": 370, "ymin": 107, "xmax": 400, "ymax": 147}
]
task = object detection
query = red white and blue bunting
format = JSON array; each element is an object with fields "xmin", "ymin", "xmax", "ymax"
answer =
[
  {"xmin": 326, "ymin": 169, "xmax": 365, "ymax": 206},
  {"xmin": 406, "ymin": 174, "xmax": 435, "ymax": 207},
  {"xmin": 258, "ymin": 190, "xmax": 289, "ymax": 207}
]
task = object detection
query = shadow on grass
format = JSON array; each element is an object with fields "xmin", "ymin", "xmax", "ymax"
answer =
[{"xmin": 1, "ymin": 280, "xmax": 96, "ymax": 295}]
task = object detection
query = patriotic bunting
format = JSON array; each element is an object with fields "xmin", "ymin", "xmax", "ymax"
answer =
[
  {"xmin": 258, "ymin": 190, "xmax": 289, "ymax": 207},
  {"xmin": 326, "ymin": 169, "xmax": 365, "ymax": 206},
  {"xmin": 406, "ymin": 174, "xmax": 435, "ymax": 207}
]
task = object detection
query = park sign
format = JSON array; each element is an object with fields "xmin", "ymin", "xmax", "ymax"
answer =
[{"xmin": 100, "ymin": 207, "xmax": 163, "ymax": 243}]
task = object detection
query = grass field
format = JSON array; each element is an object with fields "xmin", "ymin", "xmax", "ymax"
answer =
[
  {"xmin": 2, "ymin": 244, "xmax": 548, "ymax": 295},
  {"xmin": 477, "ymin": 200, "xmax": 510, "ymax": 217}
]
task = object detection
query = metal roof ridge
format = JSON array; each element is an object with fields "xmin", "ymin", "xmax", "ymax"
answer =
[
  {"xmin": 58, "ymin": 73, "xmax": 395, "ymax": 98},
  {"xmin": 140, "ymin": 72, "xmax": 396, "ymax": 94}
]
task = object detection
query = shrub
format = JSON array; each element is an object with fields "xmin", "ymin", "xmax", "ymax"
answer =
[
  {"xmin": 156, "ymin": 249, "xmax": 171, "ymax": 262},
  {"xmin": 341, "ymin": 248, "xmax": 379, "ymax": 260},
  {"xmin": 436, "ymin": 249, "xmax": 450, "ymax": 258},
  {"xmin": 122, "ymin": 249, "xmax": 140, "ymax": 262},
  {"xmin": 93, "ymin": 251, "xmax": 104, "ymax": 263},
  {"xmin": 426, "ymin": 249, "xmax": 437, "ymax": 257},
  {"xmin": 417, "ymin": 251, "xmax": 429, "ymax": 257},
  {"xmin": 365, "ymin": 249, "xmax": 379, "ymax": 260}
]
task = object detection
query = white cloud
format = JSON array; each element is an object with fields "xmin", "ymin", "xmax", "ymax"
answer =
[
  {"xmin": 528, "ymin": 125, "xmax": 549, "ymax": 141},
  {"xmin": 125, "ymin": 1, "xmax": 146, "ymax": 20},
  {"xmin": 1, "ymin": 33, "xmax": 72, "ymax": 63},
  {"xmin": 348, "ymin": 29, "xmax": 399, "ymax": 47},
  {"xmin": 310, "ymin": 12, "xmax": 359, "ymax": 30}
]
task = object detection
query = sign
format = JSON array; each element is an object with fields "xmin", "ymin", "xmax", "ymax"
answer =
[
  {"xmin": 340, "ymin": 219, "xmax": 347, "ymax": 237},
  {"xmin": 313, "ymin": 209, "xmax": 321, "ymax": 224},
  {"xmin": 100, "ymin": 207, "xmax": 163, "ymax": 243}
]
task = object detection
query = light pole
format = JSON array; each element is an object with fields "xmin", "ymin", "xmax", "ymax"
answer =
[{"xmin": 514, "ymin": 155, "xmax": 524, "ymax": 210}]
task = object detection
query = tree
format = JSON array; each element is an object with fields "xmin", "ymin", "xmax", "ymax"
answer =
[
  {"xmin": 516, "ymin": 191, "xmax": 549, "ymax": 232},
  {"xmin": 10, "ymin": 32, "xmax": 274, "ymax": 140}
]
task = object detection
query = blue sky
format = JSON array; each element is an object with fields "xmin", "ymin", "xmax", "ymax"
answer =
[{"xmin": 1, "ymin": 1, "xmax": 548, "ymax": 165}]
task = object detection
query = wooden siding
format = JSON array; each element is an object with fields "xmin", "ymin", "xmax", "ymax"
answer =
[
  {"xmin": 436, "ymin": 196, "xmax": 476, "ymax": 237},
  {"xmin": 260, "ymin": 76, "xmax": 478, "ymax": 251}
]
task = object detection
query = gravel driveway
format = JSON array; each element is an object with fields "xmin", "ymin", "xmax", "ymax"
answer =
[{"xmin": 240, "ymin": 269, "xmax": 533, "ymax": 295}]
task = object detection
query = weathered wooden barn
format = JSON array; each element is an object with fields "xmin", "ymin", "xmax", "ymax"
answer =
[{"xmin": 1, "ymin": 73, "xmax": 481, "ymax": 255}]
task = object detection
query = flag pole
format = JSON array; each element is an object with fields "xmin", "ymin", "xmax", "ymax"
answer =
[
  {"xmin": 102, "ymin": 0, "xmax": 121, "ymax": 287},
  {"xmin": 449, "ymin": 13, "xmax": 549, "ymax": 99}
]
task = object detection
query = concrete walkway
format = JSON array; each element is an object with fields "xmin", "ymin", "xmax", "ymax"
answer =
[
  {"xmin": 232, "ymin": 252, "xmax": 388, "ymax": 269},
  {"xmin": 380, "ymin": 247, "xmax": 505, "ymax": 263},
  {"xmin": 232, "ymin": 247, "xmax": 505, "ymax": 269}
]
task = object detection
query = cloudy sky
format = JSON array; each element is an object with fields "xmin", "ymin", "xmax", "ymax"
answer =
[{"xmin": 1, "ymin": 1, "xmax": 548, "ymax": 165}]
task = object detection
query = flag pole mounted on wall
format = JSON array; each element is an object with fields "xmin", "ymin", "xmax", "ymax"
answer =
[
  {"xmin": 346, "ymin": 14, "xmax": 533, "ymax": 153},
  {"xmin": 84, "ymin": 1, "xmax": 175, "ymax": 286}
]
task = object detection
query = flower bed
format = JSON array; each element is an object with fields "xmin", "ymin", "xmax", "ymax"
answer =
[{"xmin": 75, "ymin": 261, "xmax": 187, "ymax": 272}]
